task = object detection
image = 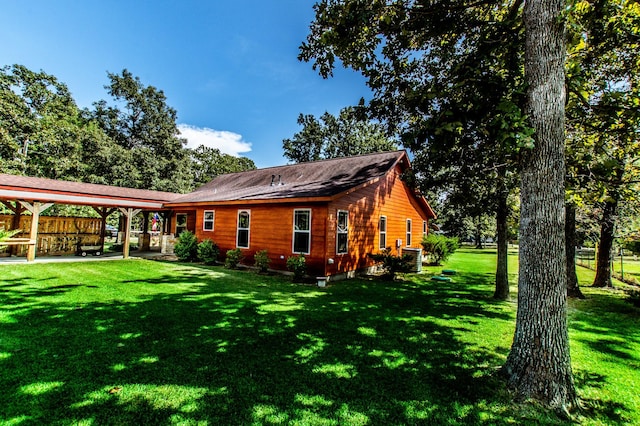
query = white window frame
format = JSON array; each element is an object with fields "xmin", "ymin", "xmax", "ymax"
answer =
[
  {"xmin": 423, "ymin": 220, "xmax": 427, "ymax": 238},
  {"xmin": 236, "ymin": 210, "xmax": 250, "ymax": 248},
  {"xmin": 203, "ymin": 210, "xmax": 215, "ymax": 231},
  {"xmin": 406, "ymin": 219, "xmax": 412, "ymax": 246},
  {"xmin": 336, "ymin": 210, "xmax": 348, "ymax": 255},
  {"xmin": 293, "ymin": 209, "xmax": 312, "ymax": 254},
  {"xmin": 176, "ymin": 213, "xmax": 188, "ymax": 237},
  {"xmin": 379, "ymin": 216, "xmax": 387, "ymax": 250}
]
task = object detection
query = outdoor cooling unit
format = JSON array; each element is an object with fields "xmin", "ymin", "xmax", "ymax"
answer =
[{"xmin": 401, "ymin": 247, "xmax": 423, "ymax": 273}]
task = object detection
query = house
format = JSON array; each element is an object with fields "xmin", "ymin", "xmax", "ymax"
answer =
[
  {"xmin": 0, "ymin": 150, "xmax": 435, "ymax": 277},
  {"xmin": 164, "ymin": 150, "xmax": 436, "ymax": 280}
]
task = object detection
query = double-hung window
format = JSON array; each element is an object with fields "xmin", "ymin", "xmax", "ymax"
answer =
[
  {"xmin": 406, "ymin": 219, "xmax": 412, "ymax": 246},
  {"xmin": 379, "ymin": 216, "xmax": 387, "ymax": 249},
  {"xmin": 293, "ymin": 209, "xmax": 311, "ymax": 254},
  {"xmin": 236, "ymin": 210, "xmax": 250, "ymax": 248},
  {"xmin": 336, "ymin": 210, "xmax": 348, "ymax": 254},
  {"xmin": 203, "ymin": 210, "xmax": 215, "ymax": 231},
  {"xmin": 176, "ymin": 213, "xmax": 188, "ymax": 237}
]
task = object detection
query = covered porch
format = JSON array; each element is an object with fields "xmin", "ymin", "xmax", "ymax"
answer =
[{"xmin": 0, "ymin": 174, "xmax": 181, "ymax": 261}]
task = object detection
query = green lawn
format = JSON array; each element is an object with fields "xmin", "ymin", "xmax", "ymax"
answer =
[
  {"xmin": 0, "ymin": 250, "xmax": 638, "ymax": 425},
  {"xmin": 576, "ymin": 250, "xmax": 640, "ymax": 285}
]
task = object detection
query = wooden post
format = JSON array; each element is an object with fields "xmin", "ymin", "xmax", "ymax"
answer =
[
  {"xmin": 19, "ymin": 201, "xmax": 53, "ymax": 261},
  {"xmin": 140, "ymin": 211, "xmax": 150, "ymax": 251},
  {"xmin": 118, "ymin": 207, "xmax": 141, "ymax": 259},
  {"xmin": 161, "ymin": 210, "xmax": 173, "ymax": 235}
]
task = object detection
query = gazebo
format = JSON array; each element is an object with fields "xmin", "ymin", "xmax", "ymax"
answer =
[{"xmin": 0, "ymin": 174, "xmax": 181, "ymax": 261}]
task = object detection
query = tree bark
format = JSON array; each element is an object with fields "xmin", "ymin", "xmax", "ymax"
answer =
[
  {"xmin": 593, "ymin": 199, "xmax": 617, "ymax": 287},
  {"xmin": 494, "ymin": 190, "xmax": 510, "ymax": 300},
  {"xmin": 565, "ymin": 203, "xmax": 585, "ymax": 298},
  {"xmin": 502, "ymin": 0, "xmax": 577, "ymax": 411}
]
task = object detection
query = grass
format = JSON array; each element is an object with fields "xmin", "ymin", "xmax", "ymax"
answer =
[
  {"xmin": 0, "ymin": 249, "xmax": 638, "ymax": 425},
  {"xmin": 577, "ymin": 251, "xmax": 640, "ymax": 285}
]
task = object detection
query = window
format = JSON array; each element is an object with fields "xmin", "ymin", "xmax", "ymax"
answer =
[
  {"xmin": 406, "ymin": 219, "xmax": 412, "ymax": 246},
  {"xmin": 379, "ymin": 216, "xmax": 387, "ymax": 249},
  {"xmin": 336, "ymin": 210, "xmax": 348, "ymax": 254},
  {"xmin": 176, "ymin": 213, "xmax": 187, "ymax": 237},
  {"xmin": 236, "ymin": 210, "xmax": 250, "ymax": 248},
  {"xmin": 423, "ymin": 221, "xmax": 428, "ymax": 238},
  {"xmin": 293, "ymin": 209, "xmax": 311, "ymax": 254},
  {"xmin": 203, "ymin": 210, "xmax": 215, "ymax": 231}
]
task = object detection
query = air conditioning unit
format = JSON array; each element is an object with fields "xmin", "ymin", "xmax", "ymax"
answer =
[{"xmin": 401, "ymin": 247, "xmax": 423, "ymax": 273}]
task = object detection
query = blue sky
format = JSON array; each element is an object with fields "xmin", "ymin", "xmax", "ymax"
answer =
[{"xmin": 1, "ymin": 1, "xmax": 371, "ymax": 168}]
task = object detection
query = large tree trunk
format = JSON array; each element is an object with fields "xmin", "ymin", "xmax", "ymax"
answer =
[
  {"xmin": 566, "ymin": 203, "xmax": 585, "ymax": 298},
  {"xmin": 502, "ymin": 0, "xmax": 577, "ymax": 412},
  {"xmin": 593, "ymin": 199, "xmax": 617, "ymax": 287},
  {"xmin": 494, "ymin": 190, "xmax": 510, "ymax": 300}
]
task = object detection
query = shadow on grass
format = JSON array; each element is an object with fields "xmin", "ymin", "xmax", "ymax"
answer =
[
  {"xmin": 570, "ymin": 290, "xmax": 640, "ymax": 362},
  {"xmin": 573, "ymin": 371, "xmax": 629, "ymax": 424},
  {"xmin": 0, "ymin": 263, "xmax": 624, "ymax": 425}
]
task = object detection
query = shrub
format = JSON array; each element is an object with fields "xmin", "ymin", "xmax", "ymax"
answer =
[
  {"xmin": 286, "ymin": 254, "xmax": 307, "ymax": 281},
  {"xmin": 0, "ymin": 228, "xmax": 20, "ymax": 242},
  {"xmin": 174, "ymin": 231, "xmax": 199, "ymax": 262},
  {"xmin": 368, "ymin": 248, "xmax": 413, "ymax": 280},
  {"xmin": 624, "ymin": 239, "xmax": 640, "ymax": 255},
  {"xmin": 421, "ymin": 234, "xmax": 459, "ymax": 265},
  {"xmin": 225, "ymin": 248, "xmax": 243, "ymax": 269},
  {"xmin": 197, "ymin": 239, "xmax": 219, "ymax": 265},
  {"xmin": 254, "ymin": 249, "xmax": 271, "ymax": 273}
]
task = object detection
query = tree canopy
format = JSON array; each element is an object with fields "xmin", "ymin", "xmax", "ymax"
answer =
[
  {"xmin": 90, "ymin": 70, "xmax": 192, "ymax": 193},
  {"xmin": 1, "ymin": 65, "xmax": 87, "ymax": 179},
  {"xmin": 190, "ymin": 146, "xmax": 257, "ymax": 188},
  {"xmin": 0, "ymin": 65, "xmax": 256, "ymax": 194},
  {"xmin": 282, "ymin": 107, "xmax": 397, "ymax": 163},
  {"xmin": 566, "ymin": 0, "xmax": 640, "ymax": 287},
  {"xmin": 300, "ymin": 0, "xmax": 576, "ymax": 409}
]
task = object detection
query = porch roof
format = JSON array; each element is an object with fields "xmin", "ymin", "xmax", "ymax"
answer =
[{"xmin": 0, "ymin": 174, "xmax": 181, "ymax": 209}]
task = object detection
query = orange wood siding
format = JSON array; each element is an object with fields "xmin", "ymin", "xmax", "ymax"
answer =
[
  {"xmin": 326, "ymin": 165, "xmax": 431, "ymax": 276},
  {"xmin": 189, "ymin": 165, "xmax": 432, "ymax": 278},
  {"xmin": 193, "ymin": 204, "xmax": 328, "ymax": 276}
]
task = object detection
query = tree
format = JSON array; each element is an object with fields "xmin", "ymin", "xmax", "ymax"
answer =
[
  {"xmin": 502, "ymin": 0, "xmax": 576, "ymax": 410},
  {"xmin": 282, "ymin": 107, "xmax": 397, "ymax": 163},
  {"xmin": 190, "ymin": 146, "xmax": 256, "ymax": 188},
  {"xmin": 300, "ymin": 1, "xmax": 525, "ymax": 302},
  {"xmin": 91, "ymin": 69, "xmax": 192, "ymax": 193},
  {"xmin": 0, "ymin": 65, "xmax": 85, "ymax": 179},
  {"xmin": 0, "ymin": 64, "xmax": 150, "ymax": 190},
  {"xmin": 282, "ymin": 113, "xmax": 325, "ymax": 163},
  {"xmin": 565, "ymin": 0, "xmax": 640, "ymax": 288},
  {"xmin": 300, "ymin": 0, "xmax": 576, "ymax": 408}
]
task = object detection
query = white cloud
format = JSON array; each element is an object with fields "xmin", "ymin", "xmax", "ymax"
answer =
[{"xmin": 177, "ymin": 124, "xmax": 252, "ymax": 157}]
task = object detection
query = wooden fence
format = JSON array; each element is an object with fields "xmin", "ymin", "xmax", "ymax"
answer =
[{"xmin": 0, "ymin": 215, "xmax": 102, "ymax": 256}]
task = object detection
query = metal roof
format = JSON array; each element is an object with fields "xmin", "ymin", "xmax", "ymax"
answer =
[
  {"xmin": 167, "ymin": 150, "xmax": 409, "ymax": 205},
  {"xmin": 0, "ymin": 174, "xmax": 181, "ymax": 209},
  {"xmin": 0, "ymin": 150, "xmax": 435, "ymax": 217}
]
